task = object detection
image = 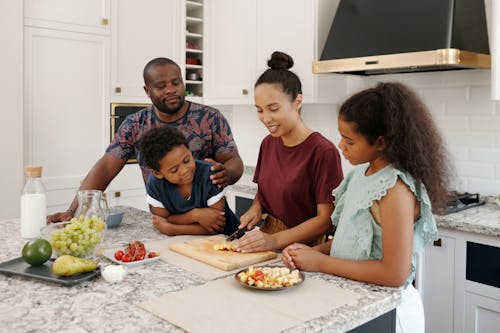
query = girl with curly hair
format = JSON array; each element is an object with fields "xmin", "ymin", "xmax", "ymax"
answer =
[{"xmin": 282, "ymin": 82, "xmax": 451, "ymax": 333}]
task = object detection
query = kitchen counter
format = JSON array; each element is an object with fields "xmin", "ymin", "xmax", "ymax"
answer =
[
  {"xmin": 0, "ymin": 207, "xmax": 401, "ymax": 333},
  {"xmin": 435, "ymin": 197, "xmax": 500, "ymax": 237}
]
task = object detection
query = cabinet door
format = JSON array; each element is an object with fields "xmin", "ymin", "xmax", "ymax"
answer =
[
  {"xmin": 422, "ymin": 236, "xmax": 455, "ymax": 333},
  {"xmin": 204, "ymin": 0, "xmax": 257, "ymax": 105},
  {"xmin": 110, "ymin": 0, "xmax": 181, "ymax": 101},
  {"xmin": 464, "ymin": 292, "xmax": 500, "ymax": 333},
  {"xmin": 256, "ymin": 0, "xmax": 315, "ymax": 102},
  {"xmin": 24, "ymin": 27, "xmax": 110, "ymax": 213},
  {"xmin": 24, "ymin": 0, "xmax": 110, "ymax": 35}
]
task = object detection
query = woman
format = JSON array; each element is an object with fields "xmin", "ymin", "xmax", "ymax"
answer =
[{"xmin": 236, "ymin": 51, "xmax": 343, "ymax": 253}]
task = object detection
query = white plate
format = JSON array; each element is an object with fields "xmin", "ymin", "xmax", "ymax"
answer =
[{"xmin": 103, "ymin": 248, "xmax": 161, "ymax": 267}]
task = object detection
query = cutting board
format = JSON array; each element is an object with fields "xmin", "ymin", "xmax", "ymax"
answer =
[{"xmin": 169, "ymin": 235, "xmax": 277, "ymax": 271}]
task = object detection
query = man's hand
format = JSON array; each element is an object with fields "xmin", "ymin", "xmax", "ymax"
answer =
[
  {"xmin": 46, "ymin": 211, "xmax": 73, "ymax": 224},
  {"xmin": 204, "ymin": 158, "xmax": 229, "ymax": 188}
]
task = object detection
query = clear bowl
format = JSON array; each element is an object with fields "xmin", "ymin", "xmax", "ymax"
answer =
[{"xmin": 41, "ymin": 219, "xmax": 105, "ymax": 260}]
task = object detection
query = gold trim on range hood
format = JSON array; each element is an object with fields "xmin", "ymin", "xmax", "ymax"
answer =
[{"xmin": 313, "ymin": 49, "xmax": 491, "ymax": 75}]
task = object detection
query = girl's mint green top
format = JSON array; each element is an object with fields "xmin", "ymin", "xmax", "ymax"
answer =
[{"xmin": 330, "ymin": 164, "xmax": 438, "ymax": 288}]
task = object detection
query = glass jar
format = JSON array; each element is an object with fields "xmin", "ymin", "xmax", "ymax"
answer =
[
  {"xmin": 74, "ymin": 190, "xmax": 108, "ymax": 224},
  {"xmin": 20, "ymin": 165, "xmax": 46, "ymax": 239}
]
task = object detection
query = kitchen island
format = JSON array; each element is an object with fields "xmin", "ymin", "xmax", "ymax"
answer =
[{"xmin": 0, "ymin": 207, "xmax": 400, "ymax": 333}]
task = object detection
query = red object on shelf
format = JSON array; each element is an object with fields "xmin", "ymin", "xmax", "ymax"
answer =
[{"xmin": 186, "ymin": 58, "xmax": 201, "ymax": 65}]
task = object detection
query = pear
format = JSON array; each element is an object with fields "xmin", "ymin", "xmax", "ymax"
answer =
[{"xmin": 52, "ymin": 255, "xmax": 97, "ymax": 276}]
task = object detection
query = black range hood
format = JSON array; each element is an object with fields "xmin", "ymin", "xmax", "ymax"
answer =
[{"xmin": 313, "ymin": 0, "xmax": 491, "ymax": 75}]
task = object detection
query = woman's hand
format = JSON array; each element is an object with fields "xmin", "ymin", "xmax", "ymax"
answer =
[
  {"xmin": 193, "ymin": 208, "xmax": 226, "ymax": 234},
  {"xmin": 235, "ymin": 229, "xmax": 275, "ymax": 253},
  {"xmin": 283, "ymin": 243, "xmax": 325, "ymax": 272},
  {"xmin": 239, "ymin": 206, "xmax": 262, "ymax": 231}
]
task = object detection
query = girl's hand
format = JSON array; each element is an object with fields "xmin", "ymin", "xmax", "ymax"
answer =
[
  {"xmin": 282, "ymin": 244, "xmax": 298, "ymax": 269},
  {"xmin": 235, "ymin": 229, "xmax": 274, "ymax": 253},
  {"xmin": 239, "ymin": 207, "xmax": 262, "ymax": 231},
  {"xmin": 286, "ymin": 243, "xmax": 324, "ymax": 272},
  {"xmin": 195, "ymin": 208, "xmax": 226, "ymax": 234}
]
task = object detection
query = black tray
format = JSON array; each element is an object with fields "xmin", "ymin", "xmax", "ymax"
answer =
[{"xmin": 0, "ymin": 257, "xmax": 100, "ymax": 286}]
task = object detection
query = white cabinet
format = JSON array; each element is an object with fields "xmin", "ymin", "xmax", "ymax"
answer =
[
  {"xmin": 24, "ymin": 0, "xmax": 110, "ymax": 35},
  {"xmin": 465, "ymin": 292, "xmax": 500, "ymax": 333},
  {"xmin": 110, "ymin": 0, "xmax": 182, "ymax": 102},
  {"xmin": 204, "ymin": 0, "xmax": 346, "ymax": 105},
  {"xmin": 24, "ymin": 27, "xmax": 110, "ymax": 213},
  {"xmin": 422, "ymin": 227, "xmax": 500, "ymax": 333},
  {"xmin": 422, "ymin": 235, "xmax": 455, "ymax": 333},
  {"xmin": 204, "ymin": 0, "xmax": 257, "ymax": 104}
]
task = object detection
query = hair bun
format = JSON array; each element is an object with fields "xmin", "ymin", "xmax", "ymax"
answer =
[{"xmin": 267, "ymin": 51, "xmax": 294, "ymax": 70}]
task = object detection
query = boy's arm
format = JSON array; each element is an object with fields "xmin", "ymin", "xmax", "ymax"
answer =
[
  {"xmin": 149, "ymin": 205, "xmax": 211, "ymax": 235},
  {"xmin": 167, "ymin": 200, "xmax": 226, "ymax": 234}
]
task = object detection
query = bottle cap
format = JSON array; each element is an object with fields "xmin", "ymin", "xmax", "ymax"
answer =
[{"xmin": 25, "ymin": 165, "xmax": 42, "ymax": 178}]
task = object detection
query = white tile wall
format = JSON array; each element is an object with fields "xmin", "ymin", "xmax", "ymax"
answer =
[{"xmin": 222, "ymin": 69, "xmax": 500, "ymax": 196}]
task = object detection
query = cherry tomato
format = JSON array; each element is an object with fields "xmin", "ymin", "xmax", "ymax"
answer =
[
  {"xmin": 122, "ymin": 254, "xmax": 132, "ymax": 262},
  {"xmin": 114, "ymin": 250, "xmax": 124, "ymax": 261},
  {"xmin": 134, "ymin": 252, "xmax": 145, "ymax": 261},
  {"xmin": 148, "ymin": 251, "xmax": 159, "ymax": 258},
  {"xmin": 253, "ymin": 270, "xmax": 265, "ymax": 281}
]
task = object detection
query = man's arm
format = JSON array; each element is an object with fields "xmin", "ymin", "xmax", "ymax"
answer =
[
  {"xmin": 46, "ymin": 153, "xmax": 127, "ymax": 223},
  {"xmin": 205, "ymin": 150, "xmax": 244, "ymax": 187}
]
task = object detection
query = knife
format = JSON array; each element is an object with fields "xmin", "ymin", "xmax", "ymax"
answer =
[{"xmin": 226, "ymin": 228, "xmax": 245, "ymax": 241}]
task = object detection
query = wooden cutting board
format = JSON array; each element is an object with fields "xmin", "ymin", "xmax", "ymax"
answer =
[{"xmin": 169, "ymin": 235, "xmax": 277, "ymax": 271}]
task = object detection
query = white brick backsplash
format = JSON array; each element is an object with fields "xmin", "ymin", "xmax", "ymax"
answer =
[
  {"xmin": 444, "ymin": 133, "xmax": 494, "ymax": 148},
  {"xmin": 455, "ymin": 161, "xmax": 494, "ymax": 178},
  {"xmin": 467, "ymin": 178, "xmax": 500, "ymax": 195},
  {"xmin": 496, "ymin": 166, "xmax": 500, "ymax": 178},
  {"xmin": 448, "ymin": 146, "xmax": 469, "ymax": 161},
  {"xmin": 469, "ymin": 86, "xmax": 494, "ymax": 100},
  {"xmin": 468, "ymin": 117, "xmax": 500, "ymax": 131},
  {"xmin": 444, "ymin": 100, "xmax": 495, "ymax": 116},
  {"xmin": 442, "ymin": 69, "xmax": 491, "ymax": 86},
  {"xmin": 496, "ymin": 135, "xmax": 500, "ymax": 147},
  {"xmin": 420, "ymin": 87, "xmax": 466, "ymax": 104},
  {"xmin": 435, "ymin": 116, "xmax": 468, "ymax": 132},
  {"xmin": 469, "ymin": 148, "xmax": 500, "ymax": 163}
]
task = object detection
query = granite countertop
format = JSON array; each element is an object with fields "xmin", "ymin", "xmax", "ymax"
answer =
[
  {"xmin": 435, "ymin": 197, "xmax": 500, "ymax": 237},
  {"xmin": 0, "ymin": 207, "xmax": 401, "ymax": 333}
]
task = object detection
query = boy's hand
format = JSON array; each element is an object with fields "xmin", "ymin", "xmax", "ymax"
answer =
[
  {"xmin": 204, "ymin": 158, "xmax": 229, "ymax": 188},
  {"xmin": 195, "ymin": 208, "xmax": 226, "ymax": 234}
]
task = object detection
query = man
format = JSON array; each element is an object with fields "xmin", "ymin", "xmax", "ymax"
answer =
[{"xmin": 47, "ymin": 57, "xmax": 243, "ymax": 223}]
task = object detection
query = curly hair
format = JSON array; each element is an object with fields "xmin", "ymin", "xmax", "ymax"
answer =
[
  {"xmin": 255, "ymin": 51, "xmax": 302, "ymax": 101},
  {"xmin": 140, "ymin": 126, "xmax": 188, "ymax": 171},
  {"xmin": 338, "ymin": 82, "xmax": 452, "ymax": 212}
]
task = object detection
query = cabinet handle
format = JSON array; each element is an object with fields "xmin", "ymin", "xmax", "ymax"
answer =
[
  {"xmin": 115, "ymin": 87, "xmax": 122, "ymax": 93},
  {"xmin": 102, "ymin": 18, "xmax": 109, "ymax": 25},
  {"xmin": 433, "ymin": 238, "xmax": 442, "ymax": 247},
  {"xmin": 115, "ymin": 191, "xmax": 121, "ymax": 198},
  {"xmin": 242, "ymin": 89, "xmax": 248, "ymax": 95}
]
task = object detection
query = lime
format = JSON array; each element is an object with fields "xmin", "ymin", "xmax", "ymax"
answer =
[{"xmin": 22, "ymin": 238, "xmax": 52, "ymax": 266}]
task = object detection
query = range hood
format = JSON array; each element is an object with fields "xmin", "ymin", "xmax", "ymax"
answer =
[{"xmin": 313, "ymin": 0, "xmax": 491, "ymax": 75}]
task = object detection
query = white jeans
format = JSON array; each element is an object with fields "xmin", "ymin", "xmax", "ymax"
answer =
[{"xmin": 396, "ymin": 284, "xmax": 425, "ymax": 333}]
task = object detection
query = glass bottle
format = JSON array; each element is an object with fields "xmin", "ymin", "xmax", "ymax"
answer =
[{"xmin": 20, "ymin": 165, "xmax": 46, "ymax": 239}]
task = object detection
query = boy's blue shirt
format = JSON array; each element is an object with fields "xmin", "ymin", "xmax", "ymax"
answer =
[{"xmin": 145, "ymin": 160, "xmax": 239, "ymax": 235}]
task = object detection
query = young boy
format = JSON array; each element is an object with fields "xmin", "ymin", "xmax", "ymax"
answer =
[{"xmin": 141, "ymin": 126, "xmax": 240, "ymax": 236}]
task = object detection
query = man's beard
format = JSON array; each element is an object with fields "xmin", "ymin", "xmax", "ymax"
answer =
[{"xmin": 155, "ymin": 98, "xmax": 184, "ymax": 115}]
